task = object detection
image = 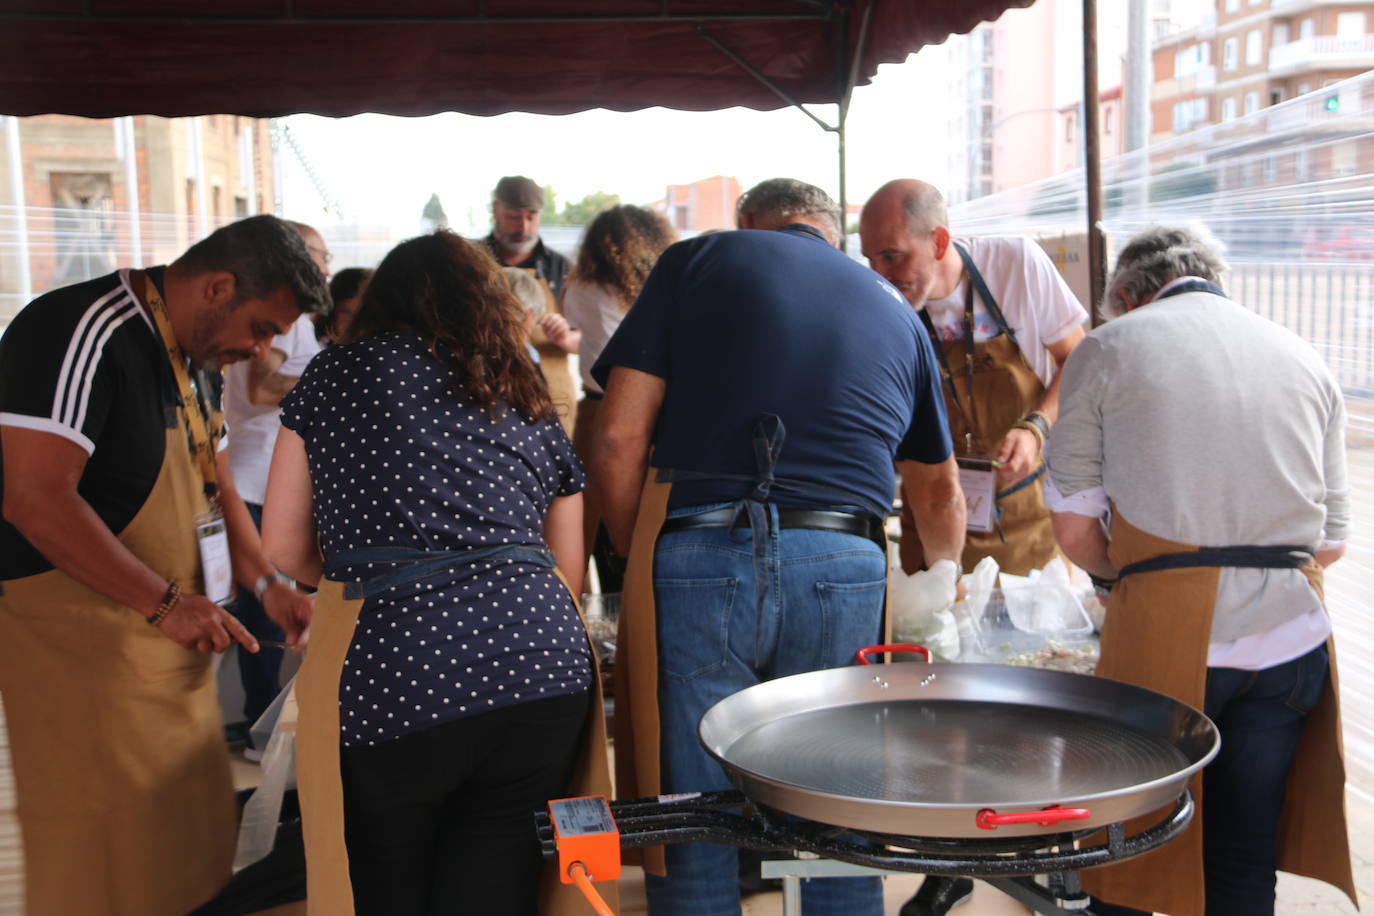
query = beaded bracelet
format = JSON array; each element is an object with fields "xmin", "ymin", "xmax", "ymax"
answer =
[
  {"xmin": 1011, "ymin": 417, "xmax": 1047, "ymax": 451},
  {"xmin": 147, "ymin": 580, "xmax": 181, "ymax": 626}
]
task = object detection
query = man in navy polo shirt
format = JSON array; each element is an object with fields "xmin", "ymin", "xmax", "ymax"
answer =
[{"xmin": 592, "ymin": 178, "xmax": 965, "ymax": 916}]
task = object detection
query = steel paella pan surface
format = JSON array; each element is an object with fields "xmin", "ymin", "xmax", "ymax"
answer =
[{"xmin": 698, "ymin": 657, "xmax": 1219, "ymax": 840}]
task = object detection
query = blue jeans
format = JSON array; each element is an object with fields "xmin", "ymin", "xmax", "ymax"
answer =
[
  {"xmin": 1092, "ymin": 642, "xmax": 1331, "ymax": 916},
  {"xmin": 1202, "ymin": 642, "xmax": 1329, "ymax": 916},
  {"xmin": 230, "ymin": 502, "xmax": 286, "ymax": 729},
  {"xmin": 644, "ymin": 503, "xmax": 887, "ymax": 916}
]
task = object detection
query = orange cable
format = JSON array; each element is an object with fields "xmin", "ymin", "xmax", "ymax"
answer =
[{"xmin": 568, "ymin": 861, "xmax": 615, "ymax": 916}]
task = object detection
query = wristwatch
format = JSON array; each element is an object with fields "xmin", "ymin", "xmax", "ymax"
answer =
[{"xmin": 253, "ymin": 570, "xmax": 294, "ymax": 602}]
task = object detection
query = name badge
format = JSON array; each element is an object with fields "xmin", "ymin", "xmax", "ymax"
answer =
[
  {"xmin": 957, "ymin": 458, "xmax": 997, "ymax": 533},
  {"xmin": 195, "ymin": 511, "xmax": 234, "ymax": 605}
]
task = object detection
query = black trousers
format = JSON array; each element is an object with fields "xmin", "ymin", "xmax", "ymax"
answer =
[{"xmin": 339, "ymin": 689, "xmax": 591, "ymax": 916}]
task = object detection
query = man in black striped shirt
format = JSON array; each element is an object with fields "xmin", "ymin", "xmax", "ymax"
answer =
[{"xmin": 0, "ymin": 215, "xmax": 329, "ymax": 915}]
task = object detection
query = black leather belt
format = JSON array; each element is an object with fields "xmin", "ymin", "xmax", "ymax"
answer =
[{"xmin": 661, "ymin": 507, "xmax": 886, "ymax": 550}]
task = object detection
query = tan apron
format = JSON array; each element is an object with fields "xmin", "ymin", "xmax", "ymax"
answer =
[
  {"xmin": 526, "ymin": 271, "xmax": 578, "ymax": 439},
  {"xmin": 615, "ymin": 472, "xmax": 894, "ymax": 876},
  {"xmin": 295, "ymin": 575, "xmax": 616, "ymax": 914},
  {"xmin": 572, "ymin": 395, "xmax": 603, "ymax": 570},
  {"xmin": 899, "ymin": 332, "xmax": 1058, "ymax": 578},
  {"xmin": 900, "ymin": 246, "xmax": 1059, "ymax": 578},
  {"xmin": 0, "ymin": 426, "xmax": 237, "ymax": 916},
  {"xmin": 1082, "ymin": 512, "xmax": 1356, "ymax": 915}
]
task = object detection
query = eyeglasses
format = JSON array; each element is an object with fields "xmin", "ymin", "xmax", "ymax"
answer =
[{"xmin": 308, "ymin": 245, "xmax": 333, "ymax": 266}]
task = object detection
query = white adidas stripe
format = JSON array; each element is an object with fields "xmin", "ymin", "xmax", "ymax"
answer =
[
  {"xmin": 71, "ymin": 299, "xmax": 139, "ymax": 435},
  {"xmin": 51, "ymin": 288, "xmax": 136, "ymax": 433}
]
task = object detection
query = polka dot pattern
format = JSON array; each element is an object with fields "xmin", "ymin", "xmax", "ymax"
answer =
[{"xmin": 280, "ymin": 333, "xmax": 592, "ymax": 746}]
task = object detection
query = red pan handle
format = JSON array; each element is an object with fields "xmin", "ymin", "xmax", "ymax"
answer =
[
  {"xmin": 976, "ymin": 805, "xmax": 1092, "ymax": 830},
  {"xmin": 854, "ymin": 644, "xmax": 931, "ymax": 665}
]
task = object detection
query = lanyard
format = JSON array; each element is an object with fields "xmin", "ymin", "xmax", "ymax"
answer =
[{"xmin": 144, "ymin": 275, "xmax": 222, "ymax": 500}]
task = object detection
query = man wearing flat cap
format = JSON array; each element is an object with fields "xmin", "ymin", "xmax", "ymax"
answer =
[{"xmin": 483, "ymin": 176, "xmax": 579, "ymax": 434}]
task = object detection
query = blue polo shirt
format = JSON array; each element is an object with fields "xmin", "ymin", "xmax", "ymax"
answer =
[{"xmin": 592, "ymin": 225, "xmax": 950, "ymax": 519}]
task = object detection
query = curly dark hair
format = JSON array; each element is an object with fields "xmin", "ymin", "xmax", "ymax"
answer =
[
  {"xmin": 345, "ymin": 231, "xmax": 554, "ymax": 423},
  {"xmin": 571, "ymin": 205, "xmax": 677, "ymax": 312}
]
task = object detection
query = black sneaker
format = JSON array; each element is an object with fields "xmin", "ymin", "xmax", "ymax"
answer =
[{"xmin": 900, "ymin": 876, "xmax": 974, "ymax": 916}]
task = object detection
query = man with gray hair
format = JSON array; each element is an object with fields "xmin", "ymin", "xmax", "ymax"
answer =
[
  {"xmin": 483, "ymin": 175, "xmax": 579, "ymax": 434},
  {"xmin": 1047, "ymin": 226, "xmax": 1354, "ymax": 915},
  {"xmin": 861, "ymin": 178, "xmax": 1089, "ymax": 916},
  {"xmin": 860, "ymin": 180, "xmax": 1087, "ymax": 582},
  {"xmin": 592, "ymin": 177, "xmax": 963, "ymax": 916},
  {"xmin": 735, "ymin": 176, "xmax": 843, "ymax": 244}
]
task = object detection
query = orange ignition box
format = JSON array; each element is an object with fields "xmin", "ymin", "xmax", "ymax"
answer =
[{"xmin": 547, "ymin": 795, "xmax": 622, "ymax": 883}]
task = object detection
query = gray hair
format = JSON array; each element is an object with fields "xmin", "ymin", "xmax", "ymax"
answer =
[
  {"xmin": 502, "ymin": 267, "xmax": 548, "ymax": 319},
  {"xmin": 1105, "ymin": 225, "xmax": 1227, "ymax": 318},
  {"xmin": 899, "ymin": 183, "xmax": 949, "ymax": 236},
  {"xmin": 173, "ymin": 214, "xmax": 330, "ymax": 314},
  {"xmin": 736, "ymin": 178, "xmax": 842, "ymax": 243}
]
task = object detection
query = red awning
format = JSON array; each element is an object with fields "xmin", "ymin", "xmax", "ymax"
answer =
[{"xmin": 0, "ymin": 1, "xmax": 1031, "ymax": 118}]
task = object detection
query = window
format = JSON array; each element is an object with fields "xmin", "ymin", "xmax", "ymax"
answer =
[
  {"xmin": 1300, "ymin": 18, "xmax": 1314, "ymax": 40},
  {"xmin": 1225, "ymin": 0, "xmax": 1238, "ymax": 11},
  {"xmin": 1104, "ymin": 106, "xmax": 1115, "ymax": 134},
  {"xmin": 1270, "ymin": 88, "xmax": 1286, "ymax": 106},
  {"xmin": 1222, "ymin": 97, "xmax": 1238, "ymax": 121},
  {"xmin": 1223, "ymin": 37, "xmax": 1238, "ymax": 71},
  {"xmin": 1065, "ymin": 112, "xmax": 1075, "ymax": 143},
  {"xmin": 1244, "ymin": 91, "xmax": 1260, "ymax": 114},
  {"xmin": 50, "ymin": 173, "xmax": 117, "ymax": 285},
  {"xmin": 1175, "ymin": 42, "xmax": 1209, "ymax": 76},
  {"xmin": 1172, "ymin": 97, "xmax": 1209, "ymax": 132},
  {"xmin": 1246, "ymin": 29, "xmax": 1263, "ymax": 66},
  {"xmin": 1337, "ymin": 12, "xmax": 1366, "ymax": 39},
  {"xmin": 1273, "ymin": 22, "xmax": 1288, "ymax": 47}
]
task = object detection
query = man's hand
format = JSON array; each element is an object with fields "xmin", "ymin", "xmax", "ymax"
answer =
[
  {"xmin": 262, "ymin": 583, "xmax": 313, "ymax": 648},
  {"xmin": 158, "ymin": 593, "xmax": 260, "ymax": 654},
  {"xmin": 539, "ymin": 313, "xmax": 579, "ymax": 353},
  {"xmin": 995, "ymin": 427, "xmax": 1041, "ymax": 482}
]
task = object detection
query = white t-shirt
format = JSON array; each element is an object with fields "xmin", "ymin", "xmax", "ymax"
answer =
[
  {"xmin": 561, "ymin": 278, "xmax": 630, "ymax": 394},
  {"xmin": 224, "ymin": 314, "xmax": 320, "ymax": 504},
  {"xmin": 921, "ymin": 236, "xmax": 1088, "ymax": 387}
]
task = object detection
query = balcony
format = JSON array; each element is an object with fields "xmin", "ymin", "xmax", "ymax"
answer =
[{"xmin": 1270, "ymin": 35, "xmax": 1374, "ymax": 75}]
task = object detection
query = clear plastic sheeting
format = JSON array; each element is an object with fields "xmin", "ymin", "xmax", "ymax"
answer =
[{"xmin": 948, "ymin": 72, "xmax": 1374, "ymax": 437}]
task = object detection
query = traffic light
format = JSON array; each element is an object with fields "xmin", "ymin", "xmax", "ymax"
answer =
[{"xmin": 1325, "ymin": 94, "xmax": 1341, "ymax": 112}]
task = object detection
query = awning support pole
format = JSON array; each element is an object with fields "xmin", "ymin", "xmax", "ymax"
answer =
[
  {"xmin": 697, "ymin": 1, "xmax": 871, "ymax": 249},
  {"xmin": 1082, "ymin": 0, "xmax": 1108, "ymax": 322}
]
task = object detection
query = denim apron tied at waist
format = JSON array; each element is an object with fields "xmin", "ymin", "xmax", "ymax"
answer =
[
  {"xmin": 324, "ymin": 544, "xmax": 557, "ymax": 601},
  {"xmin": 655, "ymin": 413, "xmax": 878, "ymax": 616}
]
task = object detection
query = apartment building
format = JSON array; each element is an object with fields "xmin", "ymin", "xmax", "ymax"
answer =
[
  {"xmin": 1153, "ymin": 0, "xmax": 1374, "ymax": 141},
  {"xmin": 655, "ymin": 175, "xmax": 742, "ymax": 233},
  {"xmin": 945, "ymin": 0, "xmax": 1130, "ymax": 205}
]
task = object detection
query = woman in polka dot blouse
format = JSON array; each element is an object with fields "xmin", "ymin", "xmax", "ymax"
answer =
[{"xmin": 263, "ymin": 231, "xmax": 594, "ymax": 916}]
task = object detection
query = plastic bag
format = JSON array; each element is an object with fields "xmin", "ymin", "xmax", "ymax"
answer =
[
  {"xmin": 234, "ymin": 677, "xmax": 298, "ymax": 872},
  {"xmin": 949, "ymin": 556, "xmax": 999, "ymax": 656},
  {"xmin": 889, "ymin": 558, "xmax": 962, "ymax": 659},
  {"xmin": 999, "ymin": 557, "xmax": 1094, "ymax": 637}
]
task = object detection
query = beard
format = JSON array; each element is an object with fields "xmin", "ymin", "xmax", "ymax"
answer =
[
  {"xmin": 185, "ymin": 299, "xmax": 250, "ymax": 368},
  {"xmin": 495, "ymin": 232, "xmax": 538, "ymax": 259}
]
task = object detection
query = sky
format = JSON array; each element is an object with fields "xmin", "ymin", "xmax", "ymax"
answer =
[{"xmin": 278, "ymin": 45, "xmax": 952, "ymax": 236}]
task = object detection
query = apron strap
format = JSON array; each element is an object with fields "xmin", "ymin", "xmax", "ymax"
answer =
[
  {"xmin": 995, "ymin": 463, "xmax": 1046, "ymax": 502},
  {"xmin": 655, "ymin": 415, "xmax": 865, "ymax": 508},
  {"xmin": 952, "ymin": 242, "xmax": 1019, "ymax": 349},
  {"xmin": 326, "ymin": 544, "xmax": 557, "ymax": 600},
  {"xmin": 1116, "ymin": 544, "xmax": 1313, "ymax": 581}
]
